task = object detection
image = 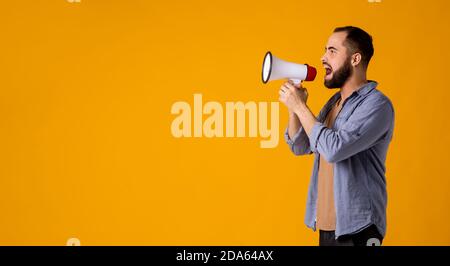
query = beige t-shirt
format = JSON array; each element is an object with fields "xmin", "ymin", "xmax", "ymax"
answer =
[{"xmin": 316, "ymin": 99, "xmax": 343, "ymax": 231}]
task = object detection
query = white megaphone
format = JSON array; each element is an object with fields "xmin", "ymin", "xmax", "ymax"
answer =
[{"xmin": 261, "ymin": 51, "xmax": 317, "ymax": 85}]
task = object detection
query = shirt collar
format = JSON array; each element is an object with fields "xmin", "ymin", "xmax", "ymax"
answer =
[
  {"xmin": 327, "ymin": 80, "xmax": 378, "ymax": 112},
  {"xmin": 355, "ymin": 80, "xmax": 378, "ymax": 96}
]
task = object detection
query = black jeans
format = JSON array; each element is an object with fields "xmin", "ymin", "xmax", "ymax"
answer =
[{"xmin": 319, "ymin": 224, "xmax": 383, "ymax": 246}]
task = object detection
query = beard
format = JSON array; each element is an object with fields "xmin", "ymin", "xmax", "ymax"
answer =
[{"xmin": 324, "ymin": 57, "xmax": 353, "ymax": 89}]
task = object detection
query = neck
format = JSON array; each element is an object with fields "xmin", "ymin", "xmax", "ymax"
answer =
[{"xmin": 340, "ymin": 72, "xmax": 367, "ymax": 102}]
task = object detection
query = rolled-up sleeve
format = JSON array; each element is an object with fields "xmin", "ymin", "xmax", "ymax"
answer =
[
  {"xmin": 284, "ymin": 126, "xmax": 312, "ymax": 155},
  {"xmin": 308, "ymin": 98, "xmax": 394, "ymax": 163},
  {"xmin": 308, "ymin": 122, "xmax": 327, "ymax": 154}
]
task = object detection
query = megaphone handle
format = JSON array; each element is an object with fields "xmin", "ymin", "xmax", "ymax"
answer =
[{"xmin": 289, "ymin": 79, "xmax": 301, "ymax": 86}]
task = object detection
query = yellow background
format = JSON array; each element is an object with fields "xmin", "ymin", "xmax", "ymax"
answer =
[{"xmin": 0, "ymin": 0, "xmax": 449, "ymax": 245}]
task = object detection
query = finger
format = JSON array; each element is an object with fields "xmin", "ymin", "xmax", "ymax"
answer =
[
  {"xmin": 288, "ymin": 80, "xmax": 296, "ymax": 87},
  {"xmin": 283, "ymin": 82, "xmax": 295, "ymax": 91},
  {"xmin": 281, "ymin": 85, "xmax": 291, "ymax": 94},
  {"xmin": 280, "ymin": 86, "xmax": 288, "ymax": 93}
]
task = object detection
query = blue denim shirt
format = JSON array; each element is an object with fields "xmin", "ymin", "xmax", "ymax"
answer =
[{"xmin": 284, "ymin": 81, "xmax": 394, "ymax": 238}]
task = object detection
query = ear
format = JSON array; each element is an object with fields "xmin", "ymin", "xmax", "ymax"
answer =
[{"xmin": 351, "ymin": 53, "xmax": 362, "ymax": 67}]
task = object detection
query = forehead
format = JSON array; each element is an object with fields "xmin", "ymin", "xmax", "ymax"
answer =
[{"xmin": 326, "ymin": 31, "xmax": 348, "ymax": 50}]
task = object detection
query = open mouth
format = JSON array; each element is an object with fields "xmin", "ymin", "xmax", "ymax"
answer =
[{"xmin": 324, "ymin": 66, "xmax": 332, "ymax": 77}]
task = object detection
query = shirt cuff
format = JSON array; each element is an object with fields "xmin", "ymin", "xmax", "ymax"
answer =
[
  {"xmin": 284, "ymin": 126, "xmax": 303, "ymax": 146},
  {"xmin": 308, "ymin": 122, "xmax": 326, "ymax": 153}
]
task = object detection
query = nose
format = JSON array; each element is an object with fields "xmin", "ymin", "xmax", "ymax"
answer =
[{"xmin": 321, "ymin": 53, "xmax": 327, "ymax": 65}]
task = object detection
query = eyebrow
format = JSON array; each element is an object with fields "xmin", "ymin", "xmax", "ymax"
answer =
[{"xmin": 325, "ymin": 46, "xmax": 338, "ymax": 51}]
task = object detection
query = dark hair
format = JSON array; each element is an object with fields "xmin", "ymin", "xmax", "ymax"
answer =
[{"xmin": 334, "ymin": 26, "xmax": 374, "ymax": 68}]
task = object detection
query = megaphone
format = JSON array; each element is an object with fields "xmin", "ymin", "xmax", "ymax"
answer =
[{"xmin": 261, "ymin": 51, "xmax": 317, "ymax": 85}]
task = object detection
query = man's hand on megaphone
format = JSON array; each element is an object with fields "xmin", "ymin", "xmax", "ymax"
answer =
[{"xmin": 279, "ymin": 80, "xmax": 308, "ymax": 113}]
